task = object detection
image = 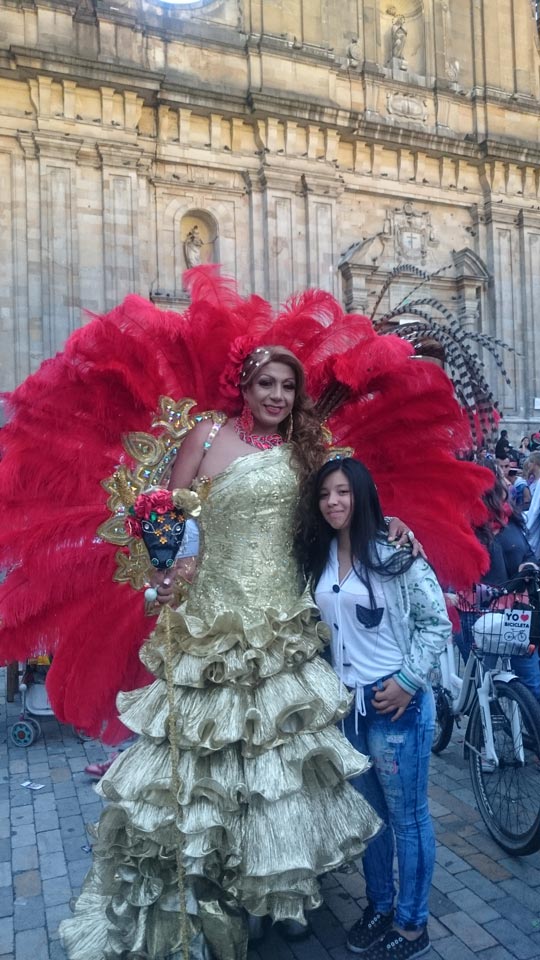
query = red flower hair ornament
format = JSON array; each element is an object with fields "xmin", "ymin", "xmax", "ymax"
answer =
[{"xmin": 218, "ymin": 335, "xmax": 261, "ymax": 413}]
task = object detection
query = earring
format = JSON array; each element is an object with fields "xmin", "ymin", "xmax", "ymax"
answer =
[
  {"xmin": 238, "ymin": 401, "xmax": 254, "ymax": 435},
  {"xmin": 286, "ymin": 413, "xmax": 294, "ymax": 442}
]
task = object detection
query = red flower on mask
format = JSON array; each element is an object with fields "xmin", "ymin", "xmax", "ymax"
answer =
[
  {"xmin": 133, "ymin": 490, "xmax": 174, "ymax": 520},
  {"xmin": 125, "ymin": 516, "xmax": 143, "ymax": 537}
]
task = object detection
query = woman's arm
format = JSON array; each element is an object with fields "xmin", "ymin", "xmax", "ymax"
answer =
[
  {"xmin": 168, "ymin": 420, "xmax": 212, "ymax": 489},
  {"xmin": 396, "ymin": 559, "xmax": 452, "ymax": 694},
  {"xmin": 153, "ymin": 422, "xmax": 210, "ymax": 605},
  {"xmin": 387, "ymin": 517, "xmax": 426, "ymax": 558}
]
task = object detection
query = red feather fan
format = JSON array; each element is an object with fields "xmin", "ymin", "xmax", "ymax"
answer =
[{"xmin": 0, "ymin": 266, "xmax": 492, "ymax": 742}]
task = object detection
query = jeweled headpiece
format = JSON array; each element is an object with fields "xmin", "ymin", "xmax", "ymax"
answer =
[{"xmin": 239, "ymin": 347, "xmax": 273, "ymax": 386}]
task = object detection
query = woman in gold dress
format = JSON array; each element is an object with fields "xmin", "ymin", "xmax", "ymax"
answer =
[{"xmin": 60, "ymin": 345, "xmax": 413, "ymax": 960}]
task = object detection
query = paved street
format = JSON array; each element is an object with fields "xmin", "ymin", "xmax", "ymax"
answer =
[{"xmin": 2, "ymin": 668, "xmax": 540, "ymax": 960}]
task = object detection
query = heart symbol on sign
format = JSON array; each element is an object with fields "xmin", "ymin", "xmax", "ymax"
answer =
[{"xmin": 521, "ymin": 613, "xmax": 530, "ymax": 622}]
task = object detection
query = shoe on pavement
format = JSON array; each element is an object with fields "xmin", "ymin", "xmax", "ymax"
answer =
[
  {"xmin": 359, "ymin": 927, "xmax": 430, "ymax": 960},
  {"xmin": 347, "ymin": 904, "xmax": 394, "ymax": 953},
  {"xmin": 84, "ymin": 753, "xmax": 119, "ymax": 779}
]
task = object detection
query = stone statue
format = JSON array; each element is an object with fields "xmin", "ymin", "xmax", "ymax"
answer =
[
  {"xmin": 184, "ymin": 225, "xmax": 204, "ymax": 268},
  {"xmin": 391, "ymin": 16, "xmax": 407, "ymax": 59}
]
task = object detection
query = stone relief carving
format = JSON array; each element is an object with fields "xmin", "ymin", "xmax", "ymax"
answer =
[
  {"xmin": 446, "ymin": 59, "xmax": 460, "ymax": 83},
  {"xmin": 338, "ymin": 203, "xmax": 439, "ymax": 271},
  {"xmin": 394, "ymin": 202, "xmax": 438, "ymax": 263},
  {"xmin": 386, "ymin": 92, "xmax": 428, "ymax": 122},
  {"xmin": 73, "ymin": 0, "xmax": 96, "ymax": 22},
  {"xmin": 347, "ymin": 37, "xmax": 362, "ymax": 67}
]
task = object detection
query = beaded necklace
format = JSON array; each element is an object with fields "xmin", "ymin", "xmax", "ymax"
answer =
[{"xmin": 234, "ymin": 417, "xmax": 284, "ymax": 451}]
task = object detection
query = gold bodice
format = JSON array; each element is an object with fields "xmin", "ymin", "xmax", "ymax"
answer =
[{"xmin": 187, "ymin": 446, "xmax": 304, "ymax": 626}]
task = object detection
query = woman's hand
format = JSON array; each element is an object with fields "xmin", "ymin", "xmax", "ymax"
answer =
[
  {"xmin": 387, "ymin": 517, "xmax": 427, "ymax": 559},
  {"xmin": 145, "ymin": 569, "xmax": 176, "ymax": 607},
  {"xmin": 156, "ymin": 576, "xmax": 176, "ymax": 606},
  {"xmin": 371, "ymin": 678, "xmax": 413, "ymax": 721}
]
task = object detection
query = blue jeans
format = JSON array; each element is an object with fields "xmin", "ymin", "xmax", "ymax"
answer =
[
  {"xmin": 510, "ymin": 652, "xmax": 540, "ymax": 699},
  {"xmin": 344, "ymin": 685, "xmax": 435, "ymax": 931}
]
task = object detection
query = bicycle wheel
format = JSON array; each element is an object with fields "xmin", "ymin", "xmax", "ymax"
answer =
[
  {"xmin": 468, "ymin": 679, "xmax": 540, "ymax": 856},
  {"xmin": 432, "ymin": 685, "xmax": 454, "ymax": 754}
]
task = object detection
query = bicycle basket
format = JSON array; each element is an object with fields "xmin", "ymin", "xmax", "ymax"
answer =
[{"xmin": 473, "ymin": 611, "xmax": 533, "ymax": 657}]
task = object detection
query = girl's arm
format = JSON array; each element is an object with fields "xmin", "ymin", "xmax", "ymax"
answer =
[{"xmin": 396, "ymin": 559, "xmax": 452, "ymax": 695}]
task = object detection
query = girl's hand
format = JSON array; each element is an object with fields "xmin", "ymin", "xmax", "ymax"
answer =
[
  {"xmin": 387, "ymin": 517, "xmax": 427, "ymax": 559},
  {"xmin": 371, "ymin": 678, "xmax": 413, "ymax": 721}
]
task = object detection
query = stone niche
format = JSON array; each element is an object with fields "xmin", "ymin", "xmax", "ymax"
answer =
[
  {"xmin": 381, "ymin": 1, "xmax": 427, "ymax": 83},
  {"xmin": 151, "ymin": 208, "xmax": 218, "ymax": 309}
]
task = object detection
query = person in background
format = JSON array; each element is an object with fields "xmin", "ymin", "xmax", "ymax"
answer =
[
  {"xmin": 524, "ymin": 453, "xmax": 540, "ymax": 559},
  {"xmin": 518, "ymin": 436, "xmax": 532, "ymax": 466},
  {"xmin": 298, "ymin": 457, "xmax": 450, "ymax": 960},
  {"xmin": 495, "ymin": 430, "xmax": 511, "ymax": 460},
  {"xmin": 509, "ymin": 466, "xmax": 531, "ymax": 515},
  {"xmin": 456, "ymin": 461, "xmax": 540, "ymax": 697},
  {"xmin": 496, "ymin": 456, "xmax": 512, "ymax": 488}
]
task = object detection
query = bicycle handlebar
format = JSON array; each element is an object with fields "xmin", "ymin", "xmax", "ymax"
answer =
[{"xmin": 483, "ymin": 567, "xmax": 540, "ymax": 605}]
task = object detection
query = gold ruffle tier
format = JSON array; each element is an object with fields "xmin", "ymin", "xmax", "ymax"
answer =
[{"xmin": 60, "ymin": 448, "xmax": 381, "ymax": 960}]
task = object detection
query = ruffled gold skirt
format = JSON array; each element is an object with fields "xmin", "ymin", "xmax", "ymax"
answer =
[{"xmin": 60, "ymin": 590, "xmax": 381, "ymax": 960}]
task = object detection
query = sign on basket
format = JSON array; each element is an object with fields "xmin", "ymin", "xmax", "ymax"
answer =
[{"xmin": 502, "ymin": 609, "xmax": 532, "ymax": 651}]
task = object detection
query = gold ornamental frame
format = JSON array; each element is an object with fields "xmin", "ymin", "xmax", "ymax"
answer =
[{"xmin": 97, "ymin": 396, "xmax": 225, "ymax": 590}]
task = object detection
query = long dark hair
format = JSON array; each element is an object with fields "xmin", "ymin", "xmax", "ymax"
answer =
[
  {"xmin": 476, "ymin": 456, "xmax": 527, "ymax": 540},
  {"xmin": 295, "ymin": 458, "xmax": 416, "ymax": 601}
]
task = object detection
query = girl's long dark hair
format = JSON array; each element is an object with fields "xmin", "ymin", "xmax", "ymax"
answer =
[{"xmin": 295, "ymin": 458, "xmax": 416, "ymax": 602}]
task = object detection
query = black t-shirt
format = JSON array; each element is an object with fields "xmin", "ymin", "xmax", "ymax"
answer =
[
  {"xmin": 495, "ymin": 437, "xmax": 510, "ymax": 459},
  {"xmin": 483, "ymin": 517, "xmax": 536, "ymax": 586}
]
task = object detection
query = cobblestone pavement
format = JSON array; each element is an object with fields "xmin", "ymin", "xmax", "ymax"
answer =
[{"xmin": 2, "ymin": 668, "xmax": 540, "ymax": 960}]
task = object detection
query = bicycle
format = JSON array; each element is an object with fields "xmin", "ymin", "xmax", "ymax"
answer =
[{"xmin": 432, "ymin": 567, "xmax": 540, "ymax": 856}]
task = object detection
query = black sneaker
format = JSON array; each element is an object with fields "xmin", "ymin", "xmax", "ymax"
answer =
[
  {"xmin": 362, "ymin": 927, "xmax": 430, "ymax": 960},
  {"xmin": 347, "ymin": 904, "xmax": 394, "ymax": 953}
]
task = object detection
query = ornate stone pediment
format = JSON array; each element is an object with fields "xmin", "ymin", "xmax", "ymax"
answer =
[{"xmin": 386, "ymin": 91, "xmax": 427, "ymax": 123}]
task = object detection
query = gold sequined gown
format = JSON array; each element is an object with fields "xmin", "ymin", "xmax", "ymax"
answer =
[{"xmin": 60, "ymin": 446, "xmax": 380, "ymax": 960}]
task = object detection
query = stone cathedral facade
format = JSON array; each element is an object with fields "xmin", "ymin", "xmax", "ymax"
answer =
[{"xmin": 1, "ymin": 0, "xmax": 540, "ymax": 431}]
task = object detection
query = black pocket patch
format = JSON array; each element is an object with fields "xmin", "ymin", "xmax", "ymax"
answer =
[{"xmin": 355, "ymin": 604, "xmax": 384, "ymax": 629}]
